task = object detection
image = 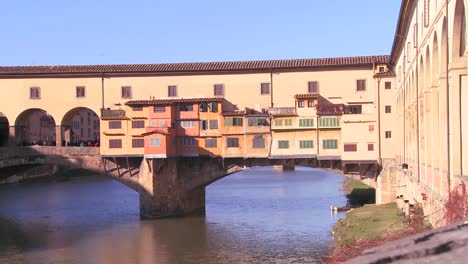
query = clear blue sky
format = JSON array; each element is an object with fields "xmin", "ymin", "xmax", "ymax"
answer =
[{"xmin": 1, "ymin": 0, "xmax": 402, "ymax": 66}]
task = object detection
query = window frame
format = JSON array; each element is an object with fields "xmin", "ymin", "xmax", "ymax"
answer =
[
  {"xmin": 227, "ymin": 137, "xmax": 239, "ymax": 148},
  {"xmin": 132, "ymin": 138, "xmax": 144, "ymax": 148},
  {"xmin": 168, "ymin": 85, "xmax": 177, "ymax": 97},
  {"xmin": 131, "ymin": 120, "xmax": 145, "ymax": 129},
  {"xmin": 108, "ymin": 120, "xmax": 122, "ymax": 129},
  {"xmin": 356, "ymin": 79, "xmax": 366, "ymax": 92},
  {"xmin": 278, "ymin": 140, "xmax": 289, "ymax": 149},
  {"xmin": 260, "ymin": 83, "xmax": 270, "ymax": 95},
  {"xmin": 121, "ymin": 86, "xmax": 132, "ymax": 99},
  {"xmin": 385, "ymin": 105, "xmax": 392, "ymax": 113},
  {"xmin": 30, "ymin": 87, "xmax": 41, "ymax": 99},
  {"xmin": 76, "ymin": 86, "xmax": 86, "ymax": 98},
  {"xmin": 214, "ymin": 84, "xmax": 225, "ymax": 96},
  {"xmin": 109, "ymin": 139, "xmax": 122, "ymax": 148}
]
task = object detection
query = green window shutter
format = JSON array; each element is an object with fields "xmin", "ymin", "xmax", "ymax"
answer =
[{"xmin": 225, "ymin": 117, "xmax": 233, "ymax": 127}]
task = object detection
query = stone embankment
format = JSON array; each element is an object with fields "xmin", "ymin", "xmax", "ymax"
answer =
[{"xmin": 345, "ymin": 220, "xmax": 468, "ymax": 263}]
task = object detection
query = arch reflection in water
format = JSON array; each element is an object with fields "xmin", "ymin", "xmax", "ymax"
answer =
[{"xmin": 0, "ymin": 167, "xmax": 346, "ymax": 264}]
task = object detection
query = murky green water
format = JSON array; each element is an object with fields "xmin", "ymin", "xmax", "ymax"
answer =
[{"xmin": 0, "ymin": 167, "xmax": 346, "ymax": 263}]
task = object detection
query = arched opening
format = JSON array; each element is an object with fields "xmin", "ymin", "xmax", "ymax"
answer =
[
  {"xmin": 0, "ymin": 113, "xmax": 9, "ymax": 146},
  {"xmin": 61, "ymin": 107, "xmax": 100, "ymax": 147},
  {"xmin": 14, "ymin": 109, "xmax": 56, "ymax": 146},
  {"xmin": 453, "ymin": 0, "xmax": 466, "ymax": 58}
]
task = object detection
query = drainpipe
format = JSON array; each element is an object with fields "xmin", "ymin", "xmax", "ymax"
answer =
[
  {"xmin": 445, "ymin": 2, "xmax": 451, "ymax": 191},
  {"xmin": 270, "ymin": 71, "xmax": 274, "ymax": 108},
  {"xmin": 101, "ymin": 73, "xmax": 105, "ymax": 110}
]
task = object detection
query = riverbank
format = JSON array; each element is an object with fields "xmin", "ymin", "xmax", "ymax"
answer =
[{"xmin": 326, "ymin": 178, "xmax": 417, "ymax": 263}]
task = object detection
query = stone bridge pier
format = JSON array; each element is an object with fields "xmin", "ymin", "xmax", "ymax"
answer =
[{"xmin": 137, "ymin": 157, "xmax": 305, "ymax": 219}]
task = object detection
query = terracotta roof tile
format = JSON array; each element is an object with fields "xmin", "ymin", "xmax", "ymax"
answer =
[
  {"xmin": 295, "ymin": 93, "xmax": 319, "ymax": 99},
  {"xmin": 374, "ymin": 71, "xmax": 396, "ymax": 78},
  {"xmin": 221, "ymin": 110, "xmax": 246, "ymax": 116},
  {"xmin": 141, "ymin": 129, "xmax": 170, "ymax": 136},
  {"xmin": 0, "ymin": 55, "xmax": 389, "ymax": 75},
  {"xmin": 126, "ymin": 97, "xmax": 224, "ymax": 106}
]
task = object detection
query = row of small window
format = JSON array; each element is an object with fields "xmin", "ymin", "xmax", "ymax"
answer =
[
  {"xmin": 224, "ymin": 117, "xmax": 269, "ymax": 127},
  {"xmin": 277, "ymin": 139, "xmax": 335, "ymax": 149},
  {"xmin": 109, "ymin": 137, "xmax": 197, "ymax": 148},
  {"xmin": 29, "ymin": 86, "xmax": 87, "ymax": 99},
  {"xmin": 343, "ymin": 143, "xmax": 375, "ymax": 152},
  {"xmin": 297, "ymin": 100, "xmax": 315, "ymax": 108},
  {"xmin": 148, "ymin": 102, "xmax": 219, "ymax": 113},
  {"xmin": 27, "ymin": 81, "xmax": 391, "ymax": 100},
  {"xmin": 274, "ymin": 118, "xmax": 340, "ymax": 128}
]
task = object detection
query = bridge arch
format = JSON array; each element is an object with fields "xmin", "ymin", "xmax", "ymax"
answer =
[
  {"xmin": 60, "ymin": 107, "xmax": 100, "ymax": 146},
  {"xmin": 14, "ymin": 108, "xmax": 57, "ymax": 146},
  {"xmin": 452, "ymin": 0, "xmax": 466, "ymax": 59},
  {"xmin": 0, "ymin": 113, "xmax": 9, "ymax": 146}
]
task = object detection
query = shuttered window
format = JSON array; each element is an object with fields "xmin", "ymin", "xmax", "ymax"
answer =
[
  {"xmin": 285, "ymin": 119, "xmax": 292, "ymax": 126},
  {"xmin": 150, "ymin": 138, "xmax": 161, "ymax": 147},
  {"xmin": 275, "ymin": 119, "xmax": 283, "ymax": 126},
  {"xmin": 180, "ymin": 120, "xmax": 195, "ymax": 128},
  {"xmin": 76, "ymin": 86, "xmax": 85, "ymax": 98},
  {"xmin": 109, "ymin": 121, "xmax": 122, "ymax": 129},
  {"xmin": 322, "ymin": 139, "xmax": 338, "ymax": 149},
  {"xmin": 299, "ymin": 140, "xmax": 314, "ymax": 149},
  {"xmin": 278, "ymin": 140, "xmax": 289, "ymax": 149},
  {"xmin": 385, "ymin": 82, "xmax": 392, "ymax": 89},
  {"xmin": 356, "ymin": 80, "xmax": 366, "ymax": 91},
  {"xmin": 260, "ymin": 83, "xmax": 270, "ymax": 95},
  {"xmin": 227, "ymin": 137, "xmax": 239, "ymax": 148},
  {"xmin": 154, "ymin": 106, "xmax": 165, "ymax": 112},
  {"xmin": 248, "ymin": 117, "xmax": 268, "ymax": 126},
  {"xmin": 121, "ymin": 86, "xmax": 132, "ymax": 99},
  {"xmin": 252, "ymin": 136, "xmax": 265, "ymax": 148},
  {"xmin": 109, "ymin": 139, "xmax": 122, "ymax": 148},
  {"xmin": 179, "ymin": 137, "xmax": 196, "ymax": 146},
  {"xmin": 168, "ymin": 85, "xmax": 177, "ymax": 97},
  {"xmin": 30, "ymin": 87, "xmax": 41, "ymax": 99},
  {"xmin": 209, "ymin": 120, "xmax": 218, "ymax": 129},
  {"xmin": 214, "ymin": 84, "xmax": 224, "ymax": 96},
  {"xmin": 344, "ymin": 144, "xmax": 357, "ymax": 152},
  {"xmin": 132, "ymin": 120, "xmax": 145, "ymax": 128},
  {"xmin": 299, "ymin": 119, "xmax": 314, "ymax": 127},
  {"xmin": 225, "ymin": 117, "xmax": 243, "ymax": 127},
  {"xmin": 319, "ymin": 117, "xmax": 340, "ymax": 127},
  {"xmin": 205, "ymin": 138, "xmax": 217, "ymax": 148},
  {"xmin": 132, "ymin": 139, "xmax": 144, "ymax": 148},
  {"xmin": 308, "ymin": 81, "xmax": 318, "ymax": 93}
]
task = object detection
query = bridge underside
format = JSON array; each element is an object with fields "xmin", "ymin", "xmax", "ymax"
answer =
[{"xmin": 106, "ymin": 156, "xmax": 380, "ymax": 219}]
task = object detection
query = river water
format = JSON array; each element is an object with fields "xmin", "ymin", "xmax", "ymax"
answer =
[{"xmin": 0, "ymin": 167, "xmax": 346, "ymax": 264}]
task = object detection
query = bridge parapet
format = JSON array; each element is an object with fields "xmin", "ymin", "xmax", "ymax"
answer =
[{"xmin": 0, "ymin": 146, "xmax": 99, "ymax": 160}]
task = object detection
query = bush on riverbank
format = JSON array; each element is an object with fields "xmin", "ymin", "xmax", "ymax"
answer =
[{"xmin": 342, "ymin": 178, "xmax": 375, "ymax": 206}]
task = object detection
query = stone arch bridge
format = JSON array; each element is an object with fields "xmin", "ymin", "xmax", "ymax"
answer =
[{"xmin": 0, "ymin": 145, "xmax": 377, "ymax": 219}]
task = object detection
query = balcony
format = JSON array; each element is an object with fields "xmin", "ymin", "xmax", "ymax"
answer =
[
  {"xmin": 316, "ymin": 104, "xmax": 344, "ymax": 116},
  {"xmin": 101, "ymin": 109, "xmax": 126, "ymax": 119}
]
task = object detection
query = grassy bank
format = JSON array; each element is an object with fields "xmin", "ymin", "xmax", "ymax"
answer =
[
  {"xmin": 333, "ymin": 203, "xmax": 406, "ymax": 246},
  {"xmin": 326, "ymin": 178, "xmax": 416, "ymax": 263},
  {"xmin": 327, "ymin": 203, "xmax": 411, "ymax": 263}
]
